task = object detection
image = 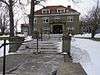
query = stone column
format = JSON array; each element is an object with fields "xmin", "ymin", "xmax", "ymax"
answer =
[{"xmin": 62, "ymin": 34, "xmax": 71, "ymax": 57}]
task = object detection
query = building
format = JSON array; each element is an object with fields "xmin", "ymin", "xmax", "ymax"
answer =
[{"xmin": 21, "ymin": 5, "xmax": 80, "ymax": 35}]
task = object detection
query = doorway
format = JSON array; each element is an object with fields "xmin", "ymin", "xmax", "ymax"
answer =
[{"xmin": 53, "ymin": 25, "xmax": 63, "ymax": 34}]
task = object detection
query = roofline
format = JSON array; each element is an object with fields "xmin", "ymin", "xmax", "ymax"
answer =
[
  {"xmin": 35, "ymin": 5, "xmax": 67, "ymax": 12},
  {"xmin": 34, "ymin": 12, "xmax": 80, "ymax": 17}
]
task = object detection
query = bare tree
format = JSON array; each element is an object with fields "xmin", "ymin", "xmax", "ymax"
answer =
[
  {"xmin": 0, "ymin": 13, "xmax": 9, "ymax": 35},
  {"xmin": 29, "ymin": 0, "xmax": 45, "ymax": 36},
  {"xmin": 0, "ymin": 4, "xmax": 9, "ymax": 35},
  {"xmin": 0, "ymin": 0, "xmax": 15, "ymax": 37},
  {"xmin": 0, "ymin": 0, "xmax": 30, "ymax": 36},
  {"xmin": 91, "ymin": 0, "xmax": 100, "ymax": 38},
  {"xmin": 82, "ymin": 0, "xmax": 100, "ymax": 38}
]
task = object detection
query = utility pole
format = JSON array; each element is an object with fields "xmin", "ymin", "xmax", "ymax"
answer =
[
  {"xmin": 3, "ymin": 40, "xmax": 6, "ymax": 75},
  {"xmin": 36, "ymin": 32, "xmax": 39, "ymax": 54}
]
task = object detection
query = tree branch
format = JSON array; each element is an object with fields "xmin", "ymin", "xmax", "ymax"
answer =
[{"xmin": 0, "ymin": 0, "xmax": 9, "ymax": 6}]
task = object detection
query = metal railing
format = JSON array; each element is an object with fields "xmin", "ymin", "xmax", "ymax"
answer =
[{"xmin": 0, "ymin": 38, "xmax": 39, "ymax": 75}]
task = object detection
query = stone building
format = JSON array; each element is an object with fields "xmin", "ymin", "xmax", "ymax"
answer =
[{"xmin": 21, "ymin": 5, "xmax": 80, "ymax": 35}]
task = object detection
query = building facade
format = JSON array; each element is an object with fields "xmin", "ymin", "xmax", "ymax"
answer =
[{"xmin": 21, "ymin": 5, "xmax": 80, "ymax": 35}]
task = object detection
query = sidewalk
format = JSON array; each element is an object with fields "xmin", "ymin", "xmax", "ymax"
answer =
[
  {"xmin": 57, "ymin": 60, "xmax": 87, "ymax": 75},
  {"xmin": 0, "ymin": 53, "xmax": 63, "ymax": 75},
  {"xmin": 0, "ymin": 53, "xmax": 87, "ymax": 75}
]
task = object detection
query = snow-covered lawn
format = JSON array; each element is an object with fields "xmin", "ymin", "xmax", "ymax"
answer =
[
  {"xmin": 74, "ymin": 33, "xmax": 100, "ymax": 38},
  {"xmin": 71, "ymin": 33, "xmax": 100, "ymax": 75},
  {"xmin": 0, "ymin": 34, "xmax": 100, "ymax": 75},
  {"xmin": 0, "ymin": 40, "xmax": 9, "ymax": 57}
]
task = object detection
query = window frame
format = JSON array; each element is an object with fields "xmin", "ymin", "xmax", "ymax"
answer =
[
  {"xmin": 43, "ymin": 17, "xmax": 49, "ymax": 23},
  {"xmin": 57, "ymin": 9, "xmax": 65, "ymax": 13},
  {"xmin": 67, "ymin": 16, "xmax": 73, "ymax": 22},
  {"xmin": 42, "ymin": 9, "xmax": 50, "ymax": 14},
  {"xmin": 34, "ymin": 18, "xmax": 37, "ymax": 23}
]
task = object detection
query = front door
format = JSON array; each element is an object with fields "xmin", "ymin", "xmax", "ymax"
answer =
[{"xmin": 53, "ymin": 25, "xmax": 63, "ymax": 34}]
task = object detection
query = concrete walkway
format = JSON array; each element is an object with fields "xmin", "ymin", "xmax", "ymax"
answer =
[
  {"xmin": 0, "ymin": 53, "xmax": 87, "ymax": 75},
  {"xmin": 57, "ymin": 61, "xmax": 87, "ymax": 75},
  {"xmin": 0, "ymin": 35, "xmax": 87, "ymax": 75}
]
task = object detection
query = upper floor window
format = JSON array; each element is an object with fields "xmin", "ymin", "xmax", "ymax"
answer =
[
  {"xmin": 66, "ymin": 9, "xmax": 69, "ymax": 12},
  {"xmin": 67, "ymin": 16, "xmax": 73, "ymax": 22},
  {"xmin": 34, "ymin": 18, "xmax": 37, "ymax": 23},
  {"xmin": 67, "ymin": 27, "xmax": 74, "ymax": 31},
  {"xmin": 43, "ymin": 17, "xmax": 49, "ymax": 23},
  {"xmin": 57, "ymin": 9, "xmax": 65, "ymax": 13},
  {"xmin": 42, "ymin": 9, "xmax": 50, "ymax": 14}
]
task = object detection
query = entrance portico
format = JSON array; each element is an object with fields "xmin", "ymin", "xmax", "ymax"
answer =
[
  {"xmin": 53, "ymin": 25, "xmax": 63, "ymax": 34},
  {"xmin": 50, "ymin": 19, "xmax": 66, "ymax": 34}
]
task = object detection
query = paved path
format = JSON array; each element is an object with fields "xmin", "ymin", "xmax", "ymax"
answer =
[
  {"xmin": 57, "ymin": 60, "xmax": 87, "ymax": 75},
  {"xmin": 0, "ymin": 53, "xmax": 86, "ymax": 75},
  {"xmin": 0, "ymin": 35, "xmax": 87, "ymax": 75}
]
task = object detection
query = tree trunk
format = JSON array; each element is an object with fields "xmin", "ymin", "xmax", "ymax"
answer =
[
  {"xmin": 9, "ymin": 0, "xmax": 14, "ymax": 37},
  {"xmin": 1, "ymin": 27, "xmax": 5, "ymax": 35},
  {"xmin": 91, "ymin": 30, "xmax": 95, "ymax": 38},
  {"xmin": 29, "ymin": 0, "xmax": 35, "ymax": 36}
]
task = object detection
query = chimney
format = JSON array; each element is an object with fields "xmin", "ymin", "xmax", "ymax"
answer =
[{"xmin": 67, "ymin": 5, "xmax": 71, "ymax": 9}]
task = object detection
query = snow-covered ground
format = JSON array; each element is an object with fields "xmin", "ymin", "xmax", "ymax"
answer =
[
  {"xmin": 0, "ymin": 40, "xmax": 9, "ymax": 57},
  {"xmin": 0, "ymin": 34, "xmax": 100, "ymax": 75},
  {"xmin": 71, "ymin": 33, "xmax": 100, "ymax": 75},
  {"xmin": 74, "ymin": 33, "xmax": 100, "ymax": 38}
]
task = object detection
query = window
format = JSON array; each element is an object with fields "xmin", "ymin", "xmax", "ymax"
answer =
[
  {"xmin": 57, "ymin": 9, "xmax": 65, "ymax": 13},
  {"xmin": 34, "ymin": 18, "xmax": 37, "ymax": 23},
  {"xmin": 67, "ymin": 16, "xmax": 73, "ymax": 22},
  {"xmin": 34, "ymin": 28, "xmax": 37, "ymax": 31},
  {"xmin": 42, "ymin": 9, "xmax": 50, "ymax": 14},
  {"xmin": 67, "ymin": 27, "xmax": 74, "ymax": 30},
  {"xmin": 43, "ymin": 17, "xmax": 49, "ymax": 23},
  {"xmin": 66, "ymin": 9, "xmax": 69, "ymax": 12},
  {"xmin": 44, "ymin": 19, "xmax": 49, "ymax": 23}
]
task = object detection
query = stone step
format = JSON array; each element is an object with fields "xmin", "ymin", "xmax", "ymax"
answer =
[
  {"xmin": 17, "ymin": 49, "xmax": 60, "ymax": 54},
  {"xmin": 19, "ymin": 45, "xmax": 58, "ymax": 50},
  {"xmin": 18, "ymin": 39, "xmax": 61, "ymax": 53}
]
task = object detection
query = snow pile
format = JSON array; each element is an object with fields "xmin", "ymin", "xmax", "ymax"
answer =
[
  {"xmin": 17, "ymin": 34, "xmax": 25, "ymax": 37},
  {"xmin": 74, "ymin": 33, "xmax": 91, "ymax": 38},
  {"xmin": 24, "ymin": 36, "xmax": 33, "ymax": 41},
  {"xmin": 0, "ymin": 35, "xmax": 9, "ymax": 37},
  {"xmin": 0, "ymin": 40, "xmax": 9, "ymax": 57},
  {"xmin": 74, "ymin": 33, "xmax": 100, "ymax": 38},
  {"xmin": 71, "ymin": 37, "xmax": 100, "ymax": 75},
  {"xmin": 71, "ymin": 46, "xmax": 91, "ymax": 63},
  {"xmin": 95, "ymin": 34, "xmax": 100, "ymax": 38}
]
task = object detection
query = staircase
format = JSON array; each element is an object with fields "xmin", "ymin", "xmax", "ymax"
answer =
[{"xmin": 17, "ymin": 34, "xmax": 62, "ymax": 54}]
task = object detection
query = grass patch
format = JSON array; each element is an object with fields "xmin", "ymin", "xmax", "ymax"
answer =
[{"xmin": 91, "ymin": 38, "xmax": 100, "ymax": 41}]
